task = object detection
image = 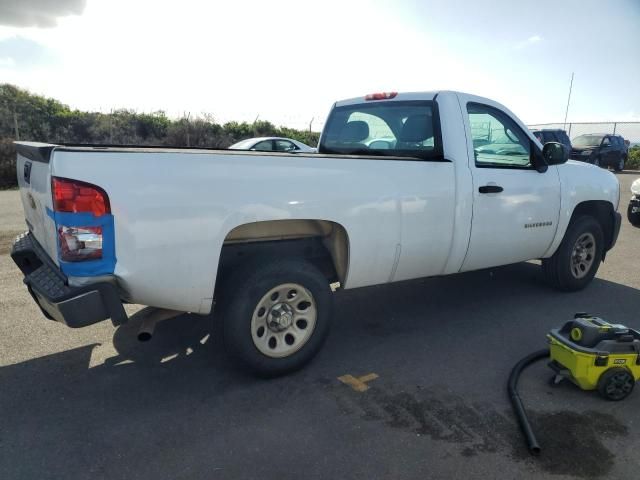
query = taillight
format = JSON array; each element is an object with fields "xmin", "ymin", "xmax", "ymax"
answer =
[
  {"xmin": 58, "ymin": 226, "xmax": 103, "ymax": 261},
  {"xmin": 52, "ymin": 177, "xmax": 110, "ymax": 217},
  {"xmin": 365, "ymin": 92, "xmax": 398, "ymax": 101},
  {"xmin": 51, "ymin": 177, "xmax": 111, "ymax": 265}
]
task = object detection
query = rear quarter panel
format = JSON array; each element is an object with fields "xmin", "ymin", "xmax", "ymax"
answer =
[{"xmin": 51, "ymin": 150, "xmax": 456, "ymax": 314}]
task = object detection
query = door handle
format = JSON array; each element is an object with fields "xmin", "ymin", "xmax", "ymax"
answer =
[{"xmin": 479, "ymin": 185, "xmax": 503, "ymax": 194}]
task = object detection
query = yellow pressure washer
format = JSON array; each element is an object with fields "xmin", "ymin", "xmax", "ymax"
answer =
[{"xmin": 508, "ymin": 313, "xmax": 640, "ymax": 455}]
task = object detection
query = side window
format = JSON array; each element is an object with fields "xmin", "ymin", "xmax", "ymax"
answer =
[
  {"xmin": 467, "ymin": 103, "xmax": 531, "ymax": 168},
  {"xmin": 275, "ymin": 140, "xmax": 297, "ymax": 151},
  {"xmin": 602, "ymin": 137, "xmax": 611, "ymax": 147},
  {"xmin": 253, "ymin": 140, "xmax": 274, "ymax": 151}
]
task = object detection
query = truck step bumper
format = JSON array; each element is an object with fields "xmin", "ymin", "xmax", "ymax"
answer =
[{"xmin": 11, "ymin": 232, "xmax": 127, "ymax": 328}]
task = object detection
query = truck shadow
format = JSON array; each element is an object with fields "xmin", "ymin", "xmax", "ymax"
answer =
[{"xmin": 2, "ymin": 262, "xmax": 640, "ymax": 479}]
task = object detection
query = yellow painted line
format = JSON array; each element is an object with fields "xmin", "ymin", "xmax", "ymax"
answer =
[{"xmin": 338, "ymin": 373, "xmax": 379, "ymax": 392}]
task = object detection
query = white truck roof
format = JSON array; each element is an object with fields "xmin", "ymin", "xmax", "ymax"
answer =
[{"xmin": 334, "ymin": 91, "xmax": 438, "ymax": 107}]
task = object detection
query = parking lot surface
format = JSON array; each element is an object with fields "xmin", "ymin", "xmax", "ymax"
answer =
[{"xmin": 1, "ymin": 173, "xmax": 639, "ymax": 480}]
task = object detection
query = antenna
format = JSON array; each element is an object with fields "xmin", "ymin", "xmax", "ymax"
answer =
[{"xmin": 563, "ymin": 72, "xmax": 574, "ymax": 129}]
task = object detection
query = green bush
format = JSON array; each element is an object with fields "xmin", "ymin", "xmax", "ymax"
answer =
[
  {"xmin": 628, "ymin": 146, "xmax": 640, "ymax": 170},
  {"xmin": 0, "ymin": 83, "xmax": 321, "ymax": 188},
  {"xmin": 0, "ymin": 138, "xmax": 16, "ymax": 188}
]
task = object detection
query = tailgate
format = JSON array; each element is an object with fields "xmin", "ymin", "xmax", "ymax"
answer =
[{"xmin": 15, "ymin": 142, "xmax": 59, "ymax": 264}]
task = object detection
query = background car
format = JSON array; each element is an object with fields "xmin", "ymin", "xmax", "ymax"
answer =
[
  {"xmin": 229, "ymin": 137, "xmax": 316, "ymax": 152},
  {"xmin": 569, "ymin": 133, "xmax": 628, "ymax": 171},
  {"xmin": 629, "ymin": 178, "xmax": 640, "ymax": 227},
  {"xmin": 531, "ymin": 129, "xmax": 572, "ymax": 152}
]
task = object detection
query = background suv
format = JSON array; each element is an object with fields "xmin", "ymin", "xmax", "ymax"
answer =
[{"xmin": 570, "ymin": 134, "xmax": 628, "ymax": 171}]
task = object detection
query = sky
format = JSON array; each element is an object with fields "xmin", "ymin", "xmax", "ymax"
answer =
[{"xmin": 0, "ymin": 0, "xmax": 639, "ymax": 131}]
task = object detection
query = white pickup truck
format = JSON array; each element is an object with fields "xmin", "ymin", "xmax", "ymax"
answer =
[{"xmin": 12, "ymin": 91, "xmax": 621, "ymax": 376}]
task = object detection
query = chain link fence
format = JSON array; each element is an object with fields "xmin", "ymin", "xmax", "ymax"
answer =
[{"xmin": 528, "ymin": 122, "xmax": 640, "ymax": 145}]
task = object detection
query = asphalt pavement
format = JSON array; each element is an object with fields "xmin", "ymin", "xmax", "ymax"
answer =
[{"xmin": 1, "ymin": 173, "xmax": 639, "ymax": 480}]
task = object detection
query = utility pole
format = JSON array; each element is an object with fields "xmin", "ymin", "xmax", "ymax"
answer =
[
  {"xmin": 13, "ymin": 109, "xmax": 19, "ymax": 140},
  {"xmin": 109, "ymin": 109, "xmax": 114, "ymax": 143},
  {"xmin": 563, "ymin": 72, "xmax": 574, "ymax": 130},
  {"xmin": 309, "ymin": 117, "xmax": 314, "ymax": 133},
  {"xmin": 185, "ymin": 112, "xmax": 191, "ymax": 147}
]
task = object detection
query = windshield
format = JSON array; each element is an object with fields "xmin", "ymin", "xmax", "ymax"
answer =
[
  {"xmin": 318, "ymin": 101, "xmax": 442, "ymax": 160},
  {"xmin": 572, "ymin": 135, "xmax": 603, "ymax": 147}
]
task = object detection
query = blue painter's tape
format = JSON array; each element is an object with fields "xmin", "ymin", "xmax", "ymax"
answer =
[{"xmin": 46, "ymin": 207, "xmax": 116, "ymax": 276}]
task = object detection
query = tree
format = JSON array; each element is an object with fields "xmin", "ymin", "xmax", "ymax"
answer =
[{"xmin": 0, "ymin": 83, "xmax": 322, "ymax": 188}]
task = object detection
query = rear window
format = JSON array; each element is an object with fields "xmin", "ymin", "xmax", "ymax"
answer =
[
  {"xmin": 319, "ymin": 101, "xmax": 443, "ymax": 160},
  {"xmin": 542, "ymin": 132, "xmax": 557, "ymax": 143}
]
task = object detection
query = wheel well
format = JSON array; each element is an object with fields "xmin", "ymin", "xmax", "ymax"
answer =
[
  {"xmin": 218, "ymin": 219, "xmax": 349, "ymax": 286},
  {"xmin": 569, "ymin": 201, "xmax": 615, "ymax": 249}
]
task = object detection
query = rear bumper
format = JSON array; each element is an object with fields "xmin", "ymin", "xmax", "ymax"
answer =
[
  {"xmin": 11, "ymin": 232, "xmax": 127, "ymax": 328},
  {"xmin": 629, "ymin": 197, "xmax": 640, "ymax": 225}
]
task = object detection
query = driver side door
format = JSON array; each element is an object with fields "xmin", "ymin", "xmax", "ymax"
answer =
[{"xmin": 460, "ymin": 101, "xmax": 561, "ymax": 272}]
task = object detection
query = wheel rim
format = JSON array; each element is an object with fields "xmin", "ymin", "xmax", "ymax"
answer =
[
  {"xmin": 605, "ymin": 372, "xmax": 634, "ymax": 400},
  {"xmin": 251, "ymin": 283, "xmax": 317, "ymax": 358},
  {"xmin": 570, "ymin": 232, "xmax": 596, "ymax": 279},
  {"xmin": 594, "ymin": 158, "xmax": 600, "ymax": 166}
]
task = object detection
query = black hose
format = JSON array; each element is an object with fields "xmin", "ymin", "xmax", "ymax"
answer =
[{"xmin": 507, "ymin": 348, "xmax": 550, "ymax": 455}]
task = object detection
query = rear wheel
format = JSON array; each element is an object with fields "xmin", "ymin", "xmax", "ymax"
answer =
[
  {"xmin": 614, "ymin": 156, "xmax": 625, "ymax": 172},
  {"xmin": 217, "ymin": 257, "xmax": 332, "ymax": 376},
  {"xmin": 542, "ymin": 216, "xmax": 604, "ymax": 291},
  {"xmin": 597, "ymin": 368, "xmax": 635, "ymax": 401}
]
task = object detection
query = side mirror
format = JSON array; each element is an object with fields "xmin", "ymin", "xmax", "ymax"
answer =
[{"xmin": 542, "ymin": 142, "xmax": 568, "ymax": 166}]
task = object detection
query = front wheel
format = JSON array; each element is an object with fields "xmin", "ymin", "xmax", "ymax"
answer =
[
  {"xmin": 217, "ymin": 258, "xmax": 332, "ymax": 376},
  {"xmin": 614, "ymin": 156, "xmax": 625, "ymax": 172},
  {"xmin": 542, "ymin": 216, "xmax": 604, "ymax": 291}
]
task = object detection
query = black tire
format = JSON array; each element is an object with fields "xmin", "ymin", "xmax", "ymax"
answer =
[
  {"xmin": 614, "ymin": 156, "xmax": 625, "ymax": 172},
  {"xmin": 628, "ymin": 201, "xmax": 640, "ymax": 227},
  {"xmin": 597, "ymin": 368, "xmax": 635, "ymax": 401},
  {"xmin": 593, "ymin": 156, "xmax": 601, "ymax": 167},
  {"xmin": 542, "ymin": 216, "xmax": 604, "ymax": 291},
  {"xmin": 217, "ymin": 257, "xmax": 332, "ymax": 377}
]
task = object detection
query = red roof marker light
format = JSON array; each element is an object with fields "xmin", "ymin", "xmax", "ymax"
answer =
[{"xmin": 365, "ymin": 92, "xmax": 398, "ymax": 101}]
